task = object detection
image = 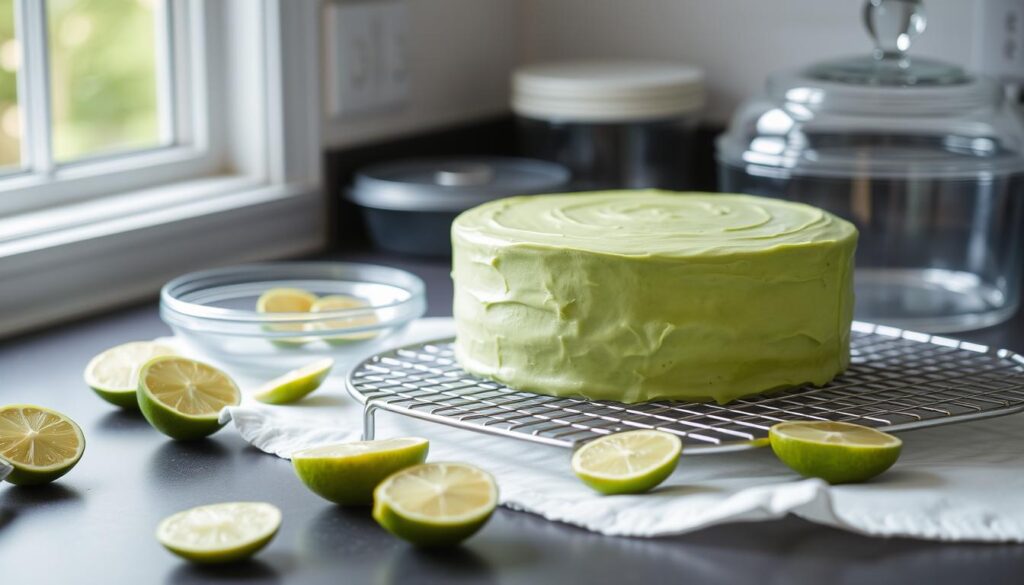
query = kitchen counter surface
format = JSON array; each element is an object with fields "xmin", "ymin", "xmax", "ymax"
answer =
[{"xmin": 2, "ymin": 250, "xmax": 1024, "ymax": 585}]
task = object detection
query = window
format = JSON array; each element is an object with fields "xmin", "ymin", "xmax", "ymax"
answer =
[
  {"xmin": 0, "ymin": 0, "xmax": 221, "ymax": 216},
  {"xmin": 0, "ymin": 0, "xmax": 324, "ymax": 337}
]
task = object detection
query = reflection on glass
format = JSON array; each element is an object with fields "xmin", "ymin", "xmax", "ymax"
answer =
[
  {"xmin": 47, "ymin": 0, "xmax": 163, "ymax": 162},
  {"xmin": 0, "ymin": 0, "xmax": 19, "ymax": 169}
]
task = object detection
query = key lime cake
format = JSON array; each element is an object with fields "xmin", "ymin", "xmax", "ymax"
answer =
[{"xmin": 451, "ymin": 191, "xmax": 858, "ymax": 404}]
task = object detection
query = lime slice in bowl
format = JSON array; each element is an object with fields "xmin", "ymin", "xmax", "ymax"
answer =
[
  {"xmin": 253, "ymin": 358, "xmax": 335, "ymax": 405},
  {"xmin": 137, "ymin": 356, "xmax": 241, "ymax": 440},
  {"xmin": 0, "ymin": 404, "xmax": 86, "ymax": 486},
  {"xmin": 571, "ymin": 429, "xmax": 682, "ymax": 495},
  {"xmin": 293, "ymin": 437, "xmax": 429, "ymax": 505},
  {"xmin": 769, "ymin": 420, "xmax": 902, "ymax": 484},
  {"xmin": 157, "ymin": 502, "xmax": 281, "ymax": 564},
  {"xmin": 307, "ymin": 295, "xmax": 380, "ymax": 344},
  {"xmin": 84, "ymin": 341, "xmax": 178, "ymax": 409},
  {"xmin": 257, "ymin": 288, "xmax": 318, "ymax": 347},
  {"xmin": 373, "ymin": 462, "xmax": 497, "ymax": 547}
]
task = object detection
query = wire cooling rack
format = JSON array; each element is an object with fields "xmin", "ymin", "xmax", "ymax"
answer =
[{"xmin": 346, "ymin": 322, "xmax": 1024, "ymax": 454}]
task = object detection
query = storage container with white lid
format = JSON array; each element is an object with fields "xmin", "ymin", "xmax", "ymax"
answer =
[
  {"xmin": 717, "ymin": 0, "xmax": 1024, "ymax": 333},
  {"xmin": 513, "ymin": 60, "xmax": 705, "ymax": 190}
]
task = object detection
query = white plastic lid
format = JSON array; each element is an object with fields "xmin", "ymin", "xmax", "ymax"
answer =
[{"xmin": 512, "ymin": 60, "xmax": 705, "ymax": 123}]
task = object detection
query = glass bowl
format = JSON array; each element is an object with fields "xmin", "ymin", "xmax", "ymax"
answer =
[{"xmin": 160, "ymin": 262, "xmax": 426, "ymax": 374}]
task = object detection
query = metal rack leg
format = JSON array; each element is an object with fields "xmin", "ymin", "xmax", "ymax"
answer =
[{"xmin": 362, "ymin": 403, "xmax": 377, "ymax": 441}]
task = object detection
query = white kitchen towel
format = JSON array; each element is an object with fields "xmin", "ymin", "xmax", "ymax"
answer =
[{"xmin": 168, "ymin": 318, "xmax": 1024, "ymax": 542}]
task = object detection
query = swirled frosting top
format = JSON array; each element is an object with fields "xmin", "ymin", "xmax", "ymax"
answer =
[{"xmin": 453, "ymin": 191, "xmax": 857, "ymax": 257}]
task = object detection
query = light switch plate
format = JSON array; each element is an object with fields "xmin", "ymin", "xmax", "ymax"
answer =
[{"xmin": 325, "ymin": 0, "xmax": 410, "ymax": 118}]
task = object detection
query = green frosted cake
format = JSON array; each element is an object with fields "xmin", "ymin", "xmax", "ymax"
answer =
[{"xmin": 451, "ymin": 191, "xmax": 858, "ymax": 404}]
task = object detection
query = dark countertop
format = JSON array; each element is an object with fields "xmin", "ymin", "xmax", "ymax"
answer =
[{"xmin": 2, "ymin": 250, "xmax": 1024, "ymax": 585}]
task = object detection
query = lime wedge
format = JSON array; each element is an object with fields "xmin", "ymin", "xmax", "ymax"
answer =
[
  {"xmin": 157, "ymin": 502, "xmax": 281, "ymax": 564},
  {"xmin": 293, "ymin": 437, "xmax": 429, "ymax": 505},
  {"xmin": 307, "ymin": 295, "xmax": 380, "ymax": 344},
  {"xmin": 571, "ymin": 430, "xmax": 682, "ymax": 495},
  {"xmin": 137, "ymin": 356, "xmax": 241, "ymax": 440},
  {"xmin": 253, "ymin": 358, "xmax": 334, "ymax": 405},
  {"xmin": 257, "ymin": 288, "xmax": 318, "ymax": 347},
  {"xmin": 769, "ymin": 420, "xmax": 902, "ymax": 484},
  {"xmin": 84, "ymin": 341, "xmax": 178, "ymax": 409},
  {"xmin": 0, "ymin": 404, "xmax": 86, "ymax": 486},
  {"xmin": 373, "ymin": 462, "xmax": 497, "ymax": 547}
]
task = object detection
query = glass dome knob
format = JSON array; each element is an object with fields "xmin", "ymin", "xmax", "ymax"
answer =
[{"xmin": 864, "ymin": 0, "xmax": 926, "ymax": 61}]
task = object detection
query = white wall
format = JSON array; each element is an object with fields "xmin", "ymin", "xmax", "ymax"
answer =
[
  {"xmin": 522, "ymin": 0, "xmax": 978, "ymax": 123},
  {"xmin": 322, "ymin": 0, "xmax": 521, "ymax": 148}
]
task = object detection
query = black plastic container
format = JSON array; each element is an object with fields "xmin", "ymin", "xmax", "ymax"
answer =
[{"xmin": 348, "ymin": 157, "xmax": 570, "ymax": 257}]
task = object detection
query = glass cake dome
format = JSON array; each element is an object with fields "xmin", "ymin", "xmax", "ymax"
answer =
[{"xmin": 717, "ymin": 0, "xmax": 1024, "ymax": 333}]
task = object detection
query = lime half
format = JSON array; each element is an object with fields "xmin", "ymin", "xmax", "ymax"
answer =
[
  {"xmin": 373, "ymin": 462, "xmax": 497, "ymax": 547},
  {"xmin": 571, "ymin": 430, "xmax": 681, "ymax": 495},
  {"xmin": 769, "ymin": 420, "xmax": 902, "ymax": 484},
  {"xmin": 157, "ymin": 502, "xmax": 281, "ymax": 564},
  {"xmin": 0, "ymin": 404, "xmax": 86, "ymax": 486},
  {"xmin": 84, "ymin": 341, "xmax": 177, "ymax": 409},
  {"xmin": 137, "ymin": 356, "xmax": 241, "ymax": 440},
  {"xmin": 257, "ymin": 288, "xmax": 318, "ymax": 347},
  {"xmin": 293, "ymin": 437, "xmax": 429, "ymax": 505},
  {"xmin": 307, "ymin": 295, "xmax": 379, "ymax": 344},
  {"xmin": 253, "ymin": 358, "xmax": 334, "ymax": 405}
]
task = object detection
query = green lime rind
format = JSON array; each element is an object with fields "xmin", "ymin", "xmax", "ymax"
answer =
[
  {"xmin": 571, "ymin": 430, "xmax": 682, "ymax": 495},
  {"xmin": 255, "ymin": 359, "xmax": 335, "ymax": 405},
  {"xmin": 157, "ymin": 502, "xmax": 281, "ymax": 564},
  {"xmin": 89, "ymin": 386, "xmax": 140, "ymax": 410},
  {"xmin": 0, "ymin": 404, "xmax": 86, "ymax": 486},
  {"xmin": 371, "ymin": 462, "xmax": 497, "ymax": 547},
  {"xmin": 136, "ymin": 357, "xmax": 240, "ymax": 441},
  {"xmin": 160, "ymin": 530, "xmax": 278, "ymax": 565},
  {"xmin": 768, "ymin": 421, "xmax": 902, "ymax": 484},
  {"xmin": 372, "ymin": 499, "xmax": 493, "ymax": 547},
  {"xmin": 293, "ymin": 438, "xmax": 428, "ymax": 505}
]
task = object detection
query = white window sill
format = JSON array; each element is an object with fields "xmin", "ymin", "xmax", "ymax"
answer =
[{"xmin": 0, "ymin": 177, "xmax": 326, "ymax": 337}]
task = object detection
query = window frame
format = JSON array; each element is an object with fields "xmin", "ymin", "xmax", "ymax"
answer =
[
  {"xmin": 0, "ymin": 0, "xmax": 224, "ymax": 216},
  {"xmin": 0, "ymin": 0, "xmax": 325, "ymax": 338}
]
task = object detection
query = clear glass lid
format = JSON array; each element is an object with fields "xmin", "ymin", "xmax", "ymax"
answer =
[{"xmin": 717, "ymin": 0, "xmax": 1024, "ymax": 179}]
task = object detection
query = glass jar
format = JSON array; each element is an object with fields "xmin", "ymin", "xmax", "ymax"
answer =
[
  {"xmin": 717, "ymin": 0, "xmax": 1024, "ymax": 333},
  {"xmin": 513, "ymin": 60, "xmax": 704, "ymax": 190}
]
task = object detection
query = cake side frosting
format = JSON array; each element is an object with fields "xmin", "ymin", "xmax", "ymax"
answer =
[{"xmin": 451, "ymin": 191, "xmax": 858, "ymax": 404}]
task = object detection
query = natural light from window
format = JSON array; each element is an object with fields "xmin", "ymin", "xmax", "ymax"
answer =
[
  {"xmin": 0, "ymin": 0, "xmax": 18, "ymax": 169},
  {"xmin": 48, "ymin": 0, "xmax": 164, "ymax": 162}
]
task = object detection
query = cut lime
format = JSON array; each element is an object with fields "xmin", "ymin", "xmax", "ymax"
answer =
[
  {"xmin": 137, "ymin": 356, "xmax": 241, "ymax": 440},
  {"xmin": 0, "ymin": 404, "xmax": 86, "ymax": 486},
  {"xmin": 257, "ymin": 288, "xmax": 318, "ymax": 347},
  {"xmin": 157, "ymin": 502, "xmax": 281, "ymax": 564},
  {"xmin": 373, "ymin": 462, "xmax": 497, "ymax": 547},
  {"xmin": 571, "ymin": 430, "xmax": 682, "ymax": 495},
  {"xmin": 307, "ymin": 295, "xmax": 379, "ymax": 344},
  {"xmin": 84, "ymin": 341, "xmax": 178, "ymax": 409},
  {"xmin": 253, "ymin": 358, "xmax": 334, "ymax": 405},
  {"xmin": 293, "ymin": 437, "xmax": 429, "ymax": 505},
  {"xmin": 769, "ymin": 420, "xmax": 902, "ymax": 484}
]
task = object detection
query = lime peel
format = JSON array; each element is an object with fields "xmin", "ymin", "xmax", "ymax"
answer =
[
  {"xmin": 137, "ymin": 356, "xmax": 241, "ymax": 440},
  {"xmin": 84, "ymin": 341, "xmax": 178, "ymax": 409},
  {"xmin": 768, "ymin": 420, "xmax": 902, "ymax": 484},
  {"xmin": 373, "ymin": 462, "xmax": 498, "ymax": 547},
  {"xmin": 571, "ymin": 429, "xmax": 682, "ymax": 495},
  {"xmin": 292, "ymin": 437, "xmax": 429, "ymax": 505},
  {"xmin": 0, "ymin": 404, "xmax": 86, "ymax": 486},
  {"xmin": 254, "ymin": 358, "xmax": 335, "ymax": 405},
  {"xmin": 157, "ymin": 502, "xmax": 281, "ymax": 564}
]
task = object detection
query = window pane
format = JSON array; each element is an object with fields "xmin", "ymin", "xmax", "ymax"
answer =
[
  {"xmin": 47, "ymin": 0, "xmax": 163, "ymax": 162},
  {"xmin": 0, "ymin": 0, "xmax": 19, "ymax": 169}
]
